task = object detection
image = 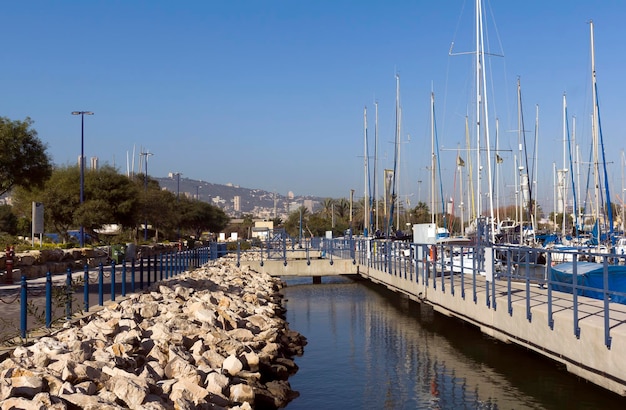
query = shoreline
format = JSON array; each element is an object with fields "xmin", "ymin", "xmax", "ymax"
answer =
[{"xmin": 0, "ymin": 255, "xmax": 306, "ymax": 409}]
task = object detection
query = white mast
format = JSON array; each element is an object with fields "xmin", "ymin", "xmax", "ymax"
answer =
[
  {"xmin": 431, "ymin": 91, "xmax": 436, "ymax": 225},
  {"xmin": 364, "ymin": 106, "xmax": 370, "ymax": 237},
  {"xmin": 533, "ymin": 104, "xmax": 539, "ymax": 235},
  {"xmin": 590, "ymin": 20, "xmax": 601, "ymax": 245},
  {"xmin": 561, "ymin": 93, "xmax": 568, "ymax": 238},
  {"xmin": 374, "ymin": 101, "xmax": 379, "ymax": 232},
  {"xmin": 517, "ymin": 79, "xmax": 523, "ymax": 244},
  {"xmin": 476, "ymin": 0, "xmax": 496, "ymax": 242}
]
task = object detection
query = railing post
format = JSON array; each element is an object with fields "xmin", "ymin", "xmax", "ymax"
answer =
[
  {"xmin": 472, "ymin": 246, "xmax": 477, "ymax": 304},
  {"xmin": 547, "ymin": 251, "xmax": 554, "ymax": 330},
  {"xmin": 98, "ymin": 263, "xmax": 104, "ymax": 306},
  {"xmin": 147, "ymin": 256, "xmax": 151, "ymax": 287},
  {"xmin": 139, "ymin": 257, "xmax": 144, "ymax": 289},
  {"xmin": 160, "ymin": 253, "xmax": 164, "ymax": 281},
  {"xmin": 165, "ymin": 252, "xmax": 170, "ymax": 279},
  {"xmin": 449, "ymin": 244, "xmax": 454, "ymax": 295},
  {"xmin": 154, "ymin": 254, "xmax": 158, "ymax": 282},
  {"xmin": 460, "ymin": 246, "xmax": 465, "ymax": 299},
  {"xmin": 20, "ymin": 276, "xmax": 27, "ymax": 339},
  {"xmin": 45, "ymin": 272, "xmax": 52, "ymax": 328},
  {"xmin": 507, "ymin": 248, "xmax": 513, "ymax": 316},
  {"xmin": 83, "ymin": 264, "xmax": 89, "ymax": 312},
  {"xmin": 110, "ymin": 261, "xmax": 116, "ymax": 302},
  {"xmin": 525, "ymin": 248, "xmax": 531, "ymax": 321},
  {"xmin": 440, "ymin": 244, "xmax": 445, "ymax": 292},
  {"xmin": 603, "ymin": 255, "xmax": 612, "ymax": 348},
  {"xmin": 573, "ymin": 257, "xmax": 580, "ymax": 338},
  {"xmin": 121, "ymin": 260, "xmax": 127, "ymax": 297},
  {"xmin": 66, "ymin": 268, "xmax": 72, "ymax": 321},
  {"xmin": 236, "ymin": 241, "xmax": 241, "ymax": 268},
  {"xmin": 131, "ymin": 258, "xmax": 136, "ymax": 293},
  {"xmin": 491, "ymin": 250, "xmax": 496, "ymax": 310}
]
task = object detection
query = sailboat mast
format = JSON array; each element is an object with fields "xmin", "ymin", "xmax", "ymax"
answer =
[
  {"xmin": 388, "ymin": 74, "xmax": 401, "ymax": 237},
  {"xmin": 474, "ymin": 0, "xmax": 482, "ymax": 221},
  {"xmin": 374, "ymin": 101, "xmax": 379, "ymax": 232},
  {"xmin": 590, "ymin": 20, "xmax": 601, "ymax": 245},
  {"xmin": 517, "ymin": 79, "xmax": 524, "ymax": 244},
  {"xmin": 364, "ymin": 106, "xmax": 370, "ymax": 237},
  {"xmin": 431, "ymin": 92, "xmax": 436, "ymax": 225},
  {"xmin": 562, "ymin": 93, "xmax": 568, "ymax": 238},
  {"xmin": 533, "ymin": 104, "xmax": 539, "ymax": 235},
  {"xmin": 476, "ymin": 0, "xmax": 496, "ymax": 242}
]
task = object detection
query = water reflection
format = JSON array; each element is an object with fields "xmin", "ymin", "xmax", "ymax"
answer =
[{"xmin": 282, "ymin": 277, "xmax": 625, "ymax": 409}]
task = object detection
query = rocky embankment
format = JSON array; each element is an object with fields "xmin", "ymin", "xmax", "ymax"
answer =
[{"xmin": 0, "ymin": 256, "xmax": 306, "ymax": 409}]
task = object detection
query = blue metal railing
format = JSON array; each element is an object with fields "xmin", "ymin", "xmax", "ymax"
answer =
[
  {"xmin": 16, "ymin": 235, "xmax": 616, "ymax": 349},
  {"xmin": 14, "ymin": 246, "xmax": 218, "ymax": 340},
  {"xmin": 236, "ymin": 235, "xmax": 624, "ymax": 350}
]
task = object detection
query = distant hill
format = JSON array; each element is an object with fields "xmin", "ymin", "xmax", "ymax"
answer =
[{"xmin": 155, "ymin": 176, "xmax": 324, "ymax": 218}]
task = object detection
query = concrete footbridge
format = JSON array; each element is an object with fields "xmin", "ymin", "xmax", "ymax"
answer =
[{"xmin": 244, "ymin": 235, "xmax": 626, "ymax": 397}]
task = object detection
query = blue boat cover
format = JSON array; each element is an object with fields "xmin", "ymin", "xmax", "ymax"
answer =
[{"xmin": 550, "ymin": 262, "xmax": 626, "ymax": 304}]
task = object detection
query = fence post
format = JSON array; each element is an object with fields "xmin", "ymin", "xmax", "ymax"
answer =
[
  {"xmin": 20, "ymin": 276, "xmax": 27, "ymax": 339},
  {"xmin": 159, "ymin": 253, "xmax": 164, "ymax": 281},
  {"xmin": 237, "ymin": 242, "xmax": 241, "ymax": 267},
  {"xmin": 65, "ymin": 268, "xmax": 72, "ymax": 321},
  {"xmin": 45, "ymin": 272, "xmax": 52, "ymax": 328},
  {"xmin": 110, "ymin": 261, "xmax": 116, "ymax": 302},
  {"xmin": 547, "ymin": 251, "xmax": 554, "ymax": 330},
  {"xmin": 121, "ymin": 260, "xmax": 127, "ymax": 297},
  {"xmin": 154, "ymin": 254, "xmax": 158, "ymax": 283},
  {"xmin": 131, "ymin": 258, "xmax": 136, "ymax": 293},
  {"xmin": 147, "ymin": 256, "xmax": 151, "ymax": 287},
  {"xmin": 83, "ymin": 264, "xmax": 89, "ymax": 312},
  {"xmin": 603, "ymin": 255, "xmax": 612, "ymax": 348},
  {"xmin": 139, "ymin": 257, "xmax": 144, "ymax": 289},
  {"xmin": 98, "ymin": 263, "xmax": 104, "ymax": 306},
  {"xmin": 573, "ymin": 258, "xmax": 580, "ymax": 338}
]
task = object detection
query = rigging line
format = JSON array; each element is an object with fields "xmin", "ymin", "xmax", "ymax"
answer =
[
  {"xmin": 484, "ymin": 0, "xmax": 513, "ymax": 130},
  {"xmin": 566, "ymin": 102, "xmax": 579, "ymax": 235}
]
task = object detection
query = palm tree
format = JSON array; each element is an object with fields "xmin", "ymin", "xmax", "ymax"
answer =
[
  {"xmin": 335, "ymin": 198, "xmax": 350, "ymax": 220},
  {"xmin": 320, "ymin": 198, "xmax": 335, "ymax": 220}
]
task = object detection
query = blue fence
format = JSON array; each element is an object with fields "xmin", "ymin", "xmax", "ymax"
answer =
[
  {"xmin": 11, "ymin": 244, "xmax": 227, "ymax": 341},
  {"xmin": 230, "ymin": 235, "xmax": 626, "ymax": 350},
  {"xmin": 347, "ymin": 239, "xmax": 626, "ymax": 349}
]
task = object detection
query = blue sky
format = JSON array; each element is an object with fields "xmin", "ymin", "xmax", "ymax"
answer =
[{"xmin": 2, "ymin": 1, "xmax": 625, "ymax": 214}]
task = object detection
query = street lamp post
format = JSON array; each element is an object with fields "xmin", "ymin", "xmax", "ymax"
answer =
[
  {"xmin": 71, "ymin": 111, "xmax": 94, "ymax": 247},
  {"xmin": 140, "ymin": 151, "xmax": 154, "ymax": 241}
]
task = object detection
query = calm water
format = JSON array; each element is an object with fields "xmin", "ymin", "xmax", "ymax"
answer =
[{"xmin": 282, "ymin": 276, "xmax": 626, "ymax": 410}]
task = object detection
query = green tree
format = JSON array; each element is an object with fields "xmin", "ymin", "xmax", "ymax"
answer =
[
  {"xmin": 179, "ymin": 197, "xmax": 229, "ymax": 239},
  {"xmin": 0, "ymin": 204, "xmax": 18, "ymax": 235},
  {"xmin": 76, "ymin": 165, "xmax": 141, "ymax": 241},
  {"xmin": 0, "ymin": 117, "xmax": 52, "ymax": 196}
]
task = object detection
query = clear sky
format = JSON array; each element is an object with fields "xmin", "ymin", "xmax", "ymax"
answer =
[{"xmin": 2, "ymin": 1, "xmax": 625, "ymax": 214}]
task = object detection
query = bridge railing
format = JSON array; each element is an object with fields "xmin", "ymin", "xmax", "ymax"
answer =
[
  {"xmin": 204, "ymin": 237, "xmax": 625, "ymax": 350},
  {"xmin": 350, "ymin": 238, "xmax": 626, "ymax": 350},
  {"xmin": 1, "ymin": 246, "xmax": 226, "ymax": 343}
]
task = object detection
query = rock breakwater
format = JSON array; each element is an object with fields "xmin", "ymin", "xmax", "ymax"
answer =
[{"xmin": 0, "ymin": 256, "xmax": 306, "ymax": 409}]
